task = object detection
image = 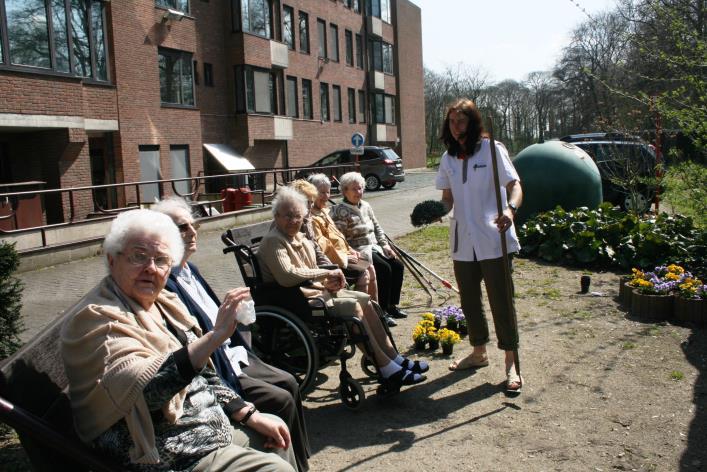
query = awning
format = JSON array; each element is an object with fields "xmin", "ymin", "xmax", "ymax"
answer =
[{"xmin": 203, "ymin": 144, "xmax": 255, "ymax": 172}]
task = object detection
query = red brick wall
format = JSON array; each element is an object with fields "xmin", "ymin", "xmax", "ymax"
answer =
[{"xmin": 393, "ymin": 0, "xmax": 426, "ymax": 169}]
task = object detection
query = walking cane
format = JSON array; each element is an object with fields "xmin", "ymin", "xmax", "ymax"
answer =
[
  {"xmin": 487, "ymin": 116, "xmax": 522, "ymax": 391},
  {"xmin": 386, "ymin": 235, "xmax": 460, "ymax": 294}
]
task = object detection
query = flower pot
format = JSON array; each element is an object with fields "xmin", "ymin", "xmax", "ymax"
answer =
[
  {"xmin": 446, "ymin": 320, "xmax": 458, "ymax": 331},
  {"xmin": 630, "ymin": 290, "xmax": 674, "ymax": 322},
  {"xmin": 428, "ymin": 339, "xmax": 440, "ymax": 351},
  {"xmin": 618, "ymin": 276, "xmax": 633, "ymax": 308},
  {"xmin": 458, "ymin": 324, "xmax": 468, "ymax": 336},
  {"xmin": 442, "ymin": 344, "xmax": 454, "ymax": 355},
  {"xmin": 674, "ymin": 297, "xmax": 706, "ymax": 327},
  {"xmin": 433, "ymin": 319, "xmax": 442, "ymax": 330},
  {"xmin": 414, "ymin": 339, "xmax": 427, "ymax": 350}
]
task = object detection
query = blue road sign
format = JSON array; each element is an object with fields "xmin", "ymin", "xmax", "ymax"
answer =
[{"xmin": 351, "ymin": 132, "xmax": 365, "ymax": 148}]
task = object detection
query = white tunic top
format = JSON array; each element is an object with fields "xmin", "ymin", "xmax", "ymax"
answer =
[{"xmin": 435, "ymin": 138, "xmax": 521, "ymax": 262}]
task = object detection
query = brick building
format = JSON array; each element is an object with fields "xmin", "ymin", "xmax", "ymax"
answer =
[{"xmin": 0, "ymin": 0, "xmax": 425, "ymax": 224}]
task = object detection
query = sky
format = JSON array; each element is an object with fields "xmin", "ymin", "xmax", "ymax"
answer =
[{"xmin": 408, "ymin": 0, "xmax": 618, "ymax": 82}]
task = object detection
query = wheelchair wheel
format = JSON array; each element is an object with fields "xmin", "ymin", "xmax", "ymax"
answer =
[
  {"xmin": 250, "ymin": 306, "xmax": 320, "ymax": 395},
  {"xmin": 341, "ymin": 343, "xmax": 356, "ymax": 360},
  {"xmin": 339, "ymin": 376, "xmax": 365, "ymax": 410},
  {"xmin": 360, "ymin": 355, "xmax": 377, "ymax": 379}
]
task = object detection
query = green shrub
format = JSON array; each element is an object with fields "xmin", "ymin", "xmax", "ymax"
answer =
[
  {"xmin": 0, "ymin": 242, "xmax": 24, "ymax": 361},
  {"xmin": 518, "ymin": 203, "xmax": 706, "ymax": 278},
  {"xmin": 662, "ymin": 161, "xmax": 707, "ymax": 229}
]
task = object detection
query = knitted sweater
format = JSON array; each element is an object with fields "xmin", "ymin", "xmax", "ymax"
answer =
[
  {"xmin": 329, "ymin": 200, "xmax": 388, "ymax": 258},
  {"xmin": 310, "ymin": 206, "xmax": 352, "ymax": 268}
]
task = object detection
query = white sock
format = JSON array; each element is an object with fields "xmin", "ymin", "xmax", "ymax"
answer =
[
  {"xmin": 393, "ymin": 355, "xmax": 405, "ymax": 365},
  {"xmin": 379, "ymin": 361, "xmax": 402, "ymax": 378}
]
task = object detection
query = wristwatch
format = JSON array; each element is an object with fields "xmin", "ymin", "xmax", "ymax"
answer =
[{"xmin": 508, "ymin": 202, "xmax": 518, "ymax": 214}]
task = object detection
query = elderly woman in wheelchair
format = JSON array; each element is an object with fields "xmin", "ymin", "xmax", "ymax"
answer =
[{"xmin": 257, "ymin": 187, "xmax": 429, "ymax": 397}]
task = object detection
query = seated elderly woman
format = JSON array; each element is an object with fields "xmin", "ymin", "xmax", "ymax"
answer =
[
  {"xmin": 60, "ymin": 209, "xmax": 297, "ymax": 472},
  {"xmin": 330, "ymin": 172, "xmax": 407, "ymax": 320},
  {"xmin": 256, "ymin": 186, "xmax": 429, "ymax": 388},
  {"xmin": 153, "ymin": 196, "xmax": 310, "ymax": 472}
]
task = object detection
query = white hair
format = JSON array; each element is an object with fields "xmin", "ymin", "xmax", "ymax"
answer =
[
  {"xmin": 307, "ymin": 173, "xmax": 331, "ymax": 190},
  {"xmin": 339, "ymin": 172, "xmax": 365, "ymax": 192},
  {"xmin": 152, "ymin": 196, "xmax": 194, "ymax": 220},
  {"xmin": 271, "ymin": 186, "xmax": 308, "ymax": 216},
  {"xmin": 103, "ymin": 209, "xmax": 183, "ymax": 267}
]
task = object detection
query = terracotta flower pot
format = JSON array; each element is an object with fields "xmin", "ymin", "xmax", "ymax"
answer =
[
  {"xmin": 674, "ymin": 297, "xmax": 706, "ymax": 327},
  {"xmin": 630, "ymin": 290, "xmax": 674, "ymax": 321},
  {"xmin": 442, "ymin": 344, "xmax": 454, "ymax": 356}
]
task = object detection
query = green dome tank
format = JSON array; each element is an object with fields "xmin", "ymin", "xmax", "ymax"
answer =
[{"xmin": 512, "ymin": 141, "xmax": 602, "ymax": 225}]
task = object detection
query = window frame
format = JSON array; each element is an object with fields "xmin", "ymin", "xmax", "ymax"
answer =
[
  {"xmin": 204, "ymin": 62, "xmax": 214, "ymax": 87},
  {"xmin": 347, "ymin": 87, "xmax": 356, "ymax": 124},
  {"xmin": 332, "ymin": 84, "xmax": 342, "ymax": 122},
  {"xmin": 158, "ymin": 47, "xmax": 195, "ymax": 107},
  {"xmin": 329, "ymin": 23, "xmax": 339, "ymax": 62},
  {"xmin": 319, "ymin": 82, "xmax": 330, "ymax": 122},
  {"xmin": 355, "ymin": 33, "xmax": 363, "ymax": 69},
  {"xmin": 234, "ymin": 64, "xmax": 275, "ymax": 114},
  {"xmin": 239, "ymin": 0, "xmax": 273, "ymax": 39},
  {"xmin": 156, "ymin": 0, "xmax": 189, "ymax": 14},
  {"xmin": 302, "ymin": 78, "xmax": 313, "ymax": 119},
  {"xmin": 344, "ymin": 29, "xmax": 353, "ymax": 66},
  {"xmin": 357, "ymin": 89, "xmax": 366, "ymax": 123},
  {"xmin": 373, "ymin": 93, "xmax": 395, "ymax": 125},
  {"xmin": 286, "ymin": 75, "xmax": 298, "ymax": 118},
  {"xmin": 298, "ymin": 10, "xmax": 310, "ymax": 54},
  {"xmin": 282, "ymin": 4, "xmax": 294, "ymax": 50},
  {"xmin": 371, "ymin": 40, "xmax": 393, "ymax": 74},
  {"xmin": 316, "ymin": 18, "xmax": 327, "ymax": 59}
]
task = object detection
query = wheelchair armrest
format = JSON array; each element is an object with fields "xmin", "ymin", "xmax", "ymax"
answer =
[{"xmin": 222, "ymin": 245, "xmax": 238, "ymax": 255}]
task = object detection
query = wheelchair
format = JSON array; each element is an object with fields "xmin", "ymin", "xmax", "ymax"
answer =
[{"xmin": 221, "ymin": 229, "xmax": 400, "ymax": 409}]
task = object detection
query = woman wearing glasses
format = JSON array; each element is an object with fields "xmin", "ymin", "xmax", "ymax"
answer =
[{"xmin": 60, "ymin": 209, "xmax": 297, "ymax": 471}]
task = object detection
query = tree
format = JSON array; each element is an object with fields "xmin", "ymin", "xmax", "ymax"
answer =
[{"xmin": 0, "ymin": 242, "xmax": 24, "ymax": 361}]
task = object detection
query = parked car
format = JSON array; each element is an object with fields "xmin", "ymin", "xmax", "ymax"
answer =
[
  {"xmin": 294, "ymin": 146, "xmax": 406, "ymax": 191},
  {"xmin": 559, "ymin": 133, "xmax": 659, "ymax": 212}
]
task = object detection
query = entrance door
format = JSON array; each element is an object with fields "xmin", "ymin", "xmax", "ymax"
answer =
[
  {"xmin": 89, "ymin": 135, "xmax": 118, "ymax": 210},
  {"xmin": 139, "ymin": 145, "xmax": 161, "ymax": 204},
  {"xmin": 170, "ymin": 145, "xmax": 190, "ymax": 195}
]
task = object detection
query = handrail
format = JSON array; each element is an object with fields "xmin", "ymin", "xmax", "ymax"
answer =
[{"xmin": 0, "ymin": 164, "xmax": 354, "ymax": 251}]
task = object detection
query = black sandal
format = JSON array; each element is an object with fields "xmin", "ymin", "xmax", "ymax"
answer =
[{"xmin": 400, "ymin": 358, "xmax": 429, "ymax": 374}]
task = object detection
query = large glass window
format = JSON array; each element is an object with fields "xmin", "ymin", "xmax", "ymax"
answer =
[
  {"xmin": 302, "ymin": 79, "xmax": 312, "ymax": 119},
  {"xmin": 234, "ymin": 65, "xmax": 274, "ymax": 113},
  {"xmin": 320, "ymin": 82, "xmax": 329, "ymax": 121},
  {"xmin": 6, "ymin": 0, "xmax": 50, "ymax": 68},
  {"xmin": 51, "ymin": 0, "xmax": 70, "ymax": 72},
  {"xmin": 368, "ymin": 0, "xmax": 390, "ymax": 22},
  {"xmin": 286, "ymin": 76, "xmax": 298, "ymax": 118},
  {"xmin": 159, "ymin": 48, "xmax": 194, "ymax": 106},
  {"xmin": 347, "ymin": 88, "xmax": 355, "ymax": 124},
  {"xmin": 355, "ymin": 33, "xmax": 363, "ymax": 69},
  {"xmin": 344, "ymin": 30, "xmax": 353, "ymax": 66},
  {"xmin": 241, "ymin": 0, "xmax": 271, "ymax": 38},
  {"xmin": 332, "ymin": 85, "xmax": 341, "ymax": 122},
  {"xmin": 156, "ymin": 0, "xmax": 189, "ymax": 13},
  {"xmin": 329, "ymin": 24, "xmax": 338, "ymax": 62},
  {"xmin": 371, "ymin": 40, "xmax": 393, "ymax": 74},
  {"xmin": 357, "ymin": 90, "xmax": 366, "ymax": 123},
  {"xmin": 283, "ymin": 5, "xmax": 294, "ymax": 49},
  {"xmin": 71, "ymin": 0, "xmax": 93, "ymax": 77},
  {"xmin": 298, "ymin": 11, "xmax": 309, "ymax": 53},
  {"xmin": 90, "ymin": 0, "xmax": 107, "ymax": 80},
  {"xmin": 316, "ymin": 19, "xmax": 326, "ymax": 58},
  {"xmin": 374, "ymin": 93, "xmax": 395, "ymax": 124}
]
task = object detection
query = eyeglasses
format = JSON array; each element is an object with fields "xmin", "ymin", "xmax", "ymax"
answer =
[
  {"xmin": 119, "ymin": 250, "xmax": 172, "ymax": 270},
  {"xmin": 177, "ymin": 221, "xmax": 200, "ymax": 233},
  {"xmin": 277, "ymin": 212, "xmax": 303, "ymax": 222}
]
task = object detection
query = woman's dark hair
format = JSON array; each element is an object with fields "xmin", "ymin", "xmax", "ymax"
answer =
[{"xmin": 440, "ymin": 99, "xmax": 485, "ymax": 157}]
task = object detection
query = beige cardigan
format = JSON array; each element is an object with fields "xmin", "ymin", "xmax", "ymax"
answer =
[{"xmin": 61, "ymin": 276, "xmax": 200, "ymax": 464}]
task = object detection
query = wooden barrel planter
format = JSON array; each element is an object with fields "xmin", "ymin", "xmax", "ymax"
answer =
[
  {"xmin": 630, "ymin": 290, "xmax": 674, "ymax": 322},
  {"xmin": 674, "ymin": 297, "xmax": 706, "ymax": 327}
]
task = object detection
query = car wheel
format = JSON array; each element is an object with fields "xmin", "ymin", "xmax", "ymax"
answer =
[
  {"xmin": 365, "ymin": 174, "xmax": 381, "ymax": 191},
  {"xmin": 621, "ymin": 192, "xmax": 652, "ymax": 213},
  {"xmin": 382, "ymin": 182, "xmax": 396, "ymax": 189}
]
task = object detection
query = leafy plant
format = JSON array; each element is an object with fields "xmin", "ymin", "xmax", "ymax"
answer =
[
  {"xmin": 0, "ymin": 242, "xmax": 24, "ymax": 361},
  {"xmin": 518, "ymin": 203, "xmax": 706, "ymax": 278}
]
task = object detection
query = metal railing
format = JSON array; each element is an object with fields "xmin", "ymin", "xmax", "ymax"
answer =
[{"xmin": 0, "ymin": 164, "xmax": 352, "ymax": 252}]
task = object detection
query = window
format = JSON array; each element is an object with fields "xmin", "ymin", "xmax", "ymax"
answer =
[
  {"xmin": 283, "ymin": 5, "xmax": 294, "ymax": 49},
  {"xmin": 204, "ymin": 63, "xmax": 213, "ymax": 86},
  {"xmin": 234, "ymin": 65, "xmax": 273, "ymax": 113},
  {"xmin": 139, "ymin": 145, "xmax": 161, "ymax": 203},
  {"xmin": 170, "ymin": 145, "xmax": 191, "ymax": 195},
  {"xmin": 320, "ymin": 82, "xmax": 329, "ymax": 121},
  {"xmin": 332, "ymin": 85, "xmax": 341, "ymax": 122},
  {"xmin": 343, "ymin": 0, "xmax": 351, "ymax": 8},
  {"xmin": 357, "ymin": 90, "xmax": 366, "ymax": 123},
  {"xmin": 241, "ymin": 0, "xmax": 271, "ymax": 38},
  {"xmin": 347, "ymin": 88, "xmax": 356, "ymax": 123},
  {"xmin": 374, "ymin": 93, "xmax": 395, "ymax": 124},
  {"xmin": 344, "ymin": 30, "xmax": 353, "ymax": 66},
  {"xmin": 286, "ymin": 76, "xmax": 298, "ymax": 118},
  {"xmin": 298, "ymin": 11, "xmax": 309, "ymax": 53},
  {"xmin": 159, "ymin": 48, "xmax": 194, "ymax": 106},
  {"xmin": 302, "ymin": 79, "xmax": 312, "ymax": 119},
  {"xmin": 156, "ymin": 0, "xmax": 189, "ymax": 13},
  {"xmin": 368, "ymin": 0, "xmax": 390, "ymax": 22},
  {"xmin": 371, "ymin": 40, "xmax": 393, "ymax": 74},
  {"xmin": 317, "ymin": 19, "xmax": 326, "ymax": 58},
  {"xmin": 352, "ymin": 0, "xmax": 360, "ymax": 13},
  {"xmin": 355, "ymin": 33, "xmax": 363, "ymax": 69},
  {"xmin": 1, "ymin": 0, "xmax": 108, "ymax": 80},
  {"xmin": 329, "ymin": 24, "xmax": 339, "ymax": 62}
]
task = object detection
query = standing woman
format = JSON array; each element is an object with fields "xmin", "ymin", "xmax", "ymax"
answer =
[{"xmin": 436, "ymin": 98, "xmax": 524, "ymax": 393}]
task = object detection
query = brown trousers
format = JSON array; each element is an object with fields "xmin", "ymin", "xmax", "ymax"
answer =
[{"xmin": 453, "ymin": 256, "xmax": 519, "ymax": 351}]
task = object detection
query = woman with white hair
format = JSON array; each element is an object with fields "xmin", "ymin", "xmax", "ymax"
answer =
[
  {"xmin": 257, "ymin": 187, "xmax": 428, "ymax": 390},
  {"xmin": 330, "ymin": 172, "xmax": 407, "ymax": 320},
  {"xmin": 60, "ymin": 209, "xmax": 296, "ymax": 471}
]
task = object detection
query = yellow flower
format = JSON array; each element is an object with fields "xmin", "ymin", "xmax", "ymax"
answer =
[
  {"xmin": 637, "ymin": 279, "xmax": 653, "ymax": 288},
  {"xmin": 421, "ymin": 313, "xmax": 435, "ymax": 321},
  {"xmin": 412, "ymin": 325, "xmax": 427, "ymax": 342},
  {"xmin": 438, "ymin": 328, "xmax": 461, "ymax": 346},
  {"xmin": 667, "ymin": 264, "xmax": 684, "ymax": 274},
  {"xmin": 665, "ymin": 272, "xmax": 680, "ymax": 281}
]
